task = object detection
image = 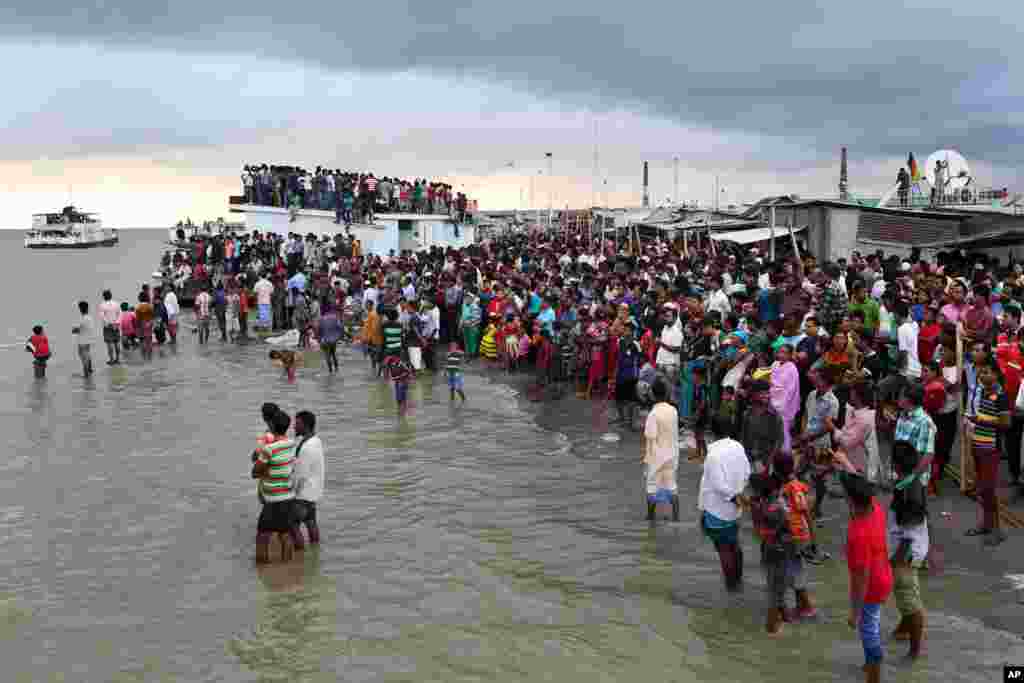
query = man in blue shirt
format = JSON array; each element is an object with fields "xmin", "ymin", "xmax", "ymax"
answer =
[{"xmin": 537, "ymin": 298, "xmax": 556, "ymax": 336}]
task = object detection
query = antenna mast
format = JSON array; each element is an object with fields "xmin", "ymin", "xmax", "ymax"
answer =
[{"xmin": 673, "ymin": 157, "xmax": 679, "ymax": 205}]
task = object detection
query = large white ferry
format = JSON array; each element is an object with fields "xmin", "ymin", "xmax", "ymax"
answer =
[{"xmin": 24, "ymin": 206, "xmax": 118, "ymax": 249}]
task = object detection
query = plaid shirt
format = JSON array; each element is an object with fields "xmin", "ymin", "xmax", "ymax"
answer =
[
  {"xmin": 818, "ymin": 281, "xmax": 848, "ymax": 335},
  {"xmin": 894, "ymin": 406, "xmax": 936, "ymax": 459}
]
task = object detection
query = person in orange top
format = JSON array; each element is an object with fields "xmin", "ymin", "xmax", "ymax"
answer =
[
  {"xmin": 917, "ymin": 304, "xmax": 941, "ymax": 366},
  {"xmin": 360, "ymin": 301, "xmax": 384, "ymax": 373},
  {"xmin": 773, "ymin": 453, "xmax": 817, "ymax": 619}
]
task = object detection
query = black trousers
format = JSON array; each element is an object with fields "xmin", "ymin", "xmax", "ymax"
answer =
[{"xmin": 1007, "ymin": 414, "xmax": 1024, "ymax": 483}]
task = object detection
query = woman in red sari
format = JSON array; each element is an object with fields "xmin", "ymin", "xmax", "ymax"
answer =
[
  {"xmin": 607, "ymin": 304, "xmax": 630, "ymax": 398},
  {"xmin": 585, "ymin": 309, "xmax": 610, "ymax": 399}
]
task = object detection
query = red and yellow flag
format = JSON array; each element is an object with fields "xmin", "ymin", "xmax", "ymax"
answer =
[{"xmin": 908, "ymin": 153, "xmax": 920, "ymax": 182}]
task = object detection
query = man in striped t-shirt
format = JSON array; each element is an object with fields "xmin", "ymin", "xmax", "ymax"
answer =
[
  {"xmin": 251, "ymin": 409, "xmax": 297, "ymax": 563},
  {"xmin": 967, "ymin": 362, "xmax": 1010, "ymax": 544}
]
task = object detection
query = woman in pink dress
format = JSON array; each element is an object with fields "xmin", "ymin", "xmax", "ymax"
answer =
[{"xmin": 769, "ymin": 344, "xmax": 801, "ymax": 454}]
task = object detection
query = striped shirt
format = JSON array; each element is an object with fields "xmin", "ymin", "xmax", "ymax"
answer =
[
  {"xmin": 366, "ymin": 177, "xmax": 378, "ymax": 192},
  {"xmin": 446, "ymin": 349, "xmax": 464, "ymax": 375},
  {"xmin": 382, "ymin": 322, "xmax": 403, "ymax": 354},
  {"xmin": 257, "ymin": 439, "xmax": 296, "ymax": 502},
  {"xmin": 972, "ymin": 385, "xmax": 1008, "ymax": 453}
]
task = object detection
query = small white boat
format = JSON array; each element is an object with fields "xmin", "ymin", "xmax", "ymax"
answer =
[{"xmin": 25, "ymin": 207, "xmax": 118, "ymax": 249}]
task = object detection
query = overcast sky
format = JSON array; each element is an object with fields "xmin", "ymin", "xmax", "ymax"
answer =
[{"xmin": 1, "ymin": 1, "xmax": 1021, "ymax": 227}]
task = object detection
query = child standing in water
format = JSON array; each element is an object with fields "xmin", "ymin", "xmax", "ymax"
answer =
[
  {"xmin": 446, "ymin": 342, "xmax": 467, "ymax": 402},
  {"xmin": 385, "ymin": 355, "xmax": 414, "ymax": 415},
  {"xmin": 26, "ymin": 325, "xmax": 51, "ymax": 377},
  {"xmin": 774, "ymin": 453, "xmax": 819, "ymax": 614},
  {"xmin": 749, "ymin": 471, "xmax": 792, "ymax": 635}
]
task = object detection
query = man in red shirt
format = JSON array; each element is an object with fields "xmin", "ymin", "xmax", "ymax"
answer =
[
  {"xmin": 998, "ymin": 329, "xmax": 1024, "ymax": 491},
  {"xmin": 834, "ymin": 456, "xmax": 892, "ymax": 683},
  {"xmin": 962, "ymin": 283, "xmax": 995, "ymax": 346}
]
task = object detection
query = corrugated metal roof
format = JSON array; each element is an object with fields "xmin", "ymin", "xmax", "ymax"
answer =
[
  {"xmin": 711, "ymin": 225, "xmax": 807, "ymax": 244},
  {"xmin": 857, "ymin": 212, "xmax": 961, "ymax": 245}
]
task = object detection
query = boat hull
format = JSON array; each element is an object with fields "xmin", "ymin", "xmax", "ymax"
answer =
[{"xmin": 25, "ymin": 237, "xmax": 119, "ymax": 249}]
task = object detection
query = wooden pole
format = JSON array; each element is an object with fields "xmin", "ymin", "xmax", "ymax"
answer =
[
  {"xmin": 786, "ymin": 217, "xmax": 804, "ymax": 281},
  {"xmin": 769, "ymin": 206, "xmax": 776, "ymax": 262},
  {"xmin": 957, "ymin": 323, "xmax": 969, "ymax": 493}
]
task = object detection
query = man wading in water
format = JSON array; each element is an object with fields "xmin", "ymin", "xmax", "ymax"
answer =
[
  {"xmin": 98, "ymin": 289, "xmax": 121, "ymax": 365},
  {"xmin": 289, "ymin": 410, "xmax": 324, "ymax": 549},
  {"xmin": 698, "ymin": 415, "xmax": 752, "ymax": 591},
  {"xmin": 251, "ymin": 409, "xmax": 297, "ymax": 563},
  {"xmin": 72, "ymin": 300, "xmax": 95, "ymax": 377}
]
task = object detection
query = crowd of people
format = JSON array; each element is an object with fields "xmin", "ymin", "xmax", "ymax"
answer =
[
  {"xmin": 240, "ymin": 165, "xmax": 473, "ymax": 225},
  {"xmin": 38, "ymin": 218, "xmax": 1024, "ymax": 682}
]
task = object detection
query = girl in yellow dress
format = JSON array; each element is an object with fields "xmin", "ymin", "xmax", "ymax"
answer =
[{"xmin": 480, "ymin": 314, "xmax": 499, "ymax": 362}]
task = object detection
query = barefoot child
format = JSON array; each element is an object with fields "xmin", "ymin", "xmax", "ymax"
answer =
[
  {"xmin": 774, "ymin": 453, "xmax": 819, "ymax": 616},
  {"xmin": 749, "ymin": 471, "xmax": 792, "ymax": 635},
  {"xmin": 26, "ymin": 325, "xmax": 51, "ymax": 377},
  {"xmin": 384, "ymin": 355, "xmax": 414, "ymax": 415},
  {"xmin": 446, "ymin": 342, "xmax": 467, "ymax": 402},
  {"xmin": 480, "ymin": 314, "xmax": 499, "ymax": 363}
]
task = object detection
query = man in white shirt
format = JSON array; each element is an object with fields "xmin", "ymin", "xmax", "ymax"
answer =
[
  {"xmin": 643, "ymin": 379, "xmax": 680, "ymax": 521},
  {"xmin": 164, "ymin": 287, "xmax": 180, "ymax": 344},
  {"xmin": 705, "ymin": 275, "xmax": 732, "ymax": 317},
  {"xmin": 896, "ymin": 301, "xmax": 921, "ymax": 379},
  {"xmin": 698, "ymin": 417, "xmax": 751, "ymax": 592},
  {"xmin": 72, "ymin": 300, "xmax": 96, "ymax": 377},
  {"xmin": 97, "ymin": 289, "xmax": 121, "ymax": 365},
  {"xmin": 656, "ymin": 304, "xmax": 683, "ymax": 405},
  {"xmin": 290, "ymin": 410, "xmax": 325, "ymax": 548}
]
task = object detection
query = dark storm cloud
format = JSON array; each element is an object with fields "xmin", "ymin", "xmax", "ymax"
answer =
[{"xmin": 1, "ymin": 1, "xmax": 1021, "ymax": 161}]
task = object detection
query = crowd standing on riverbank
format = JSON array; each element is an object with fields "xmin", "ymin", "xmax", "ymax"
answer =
[{"xmin": 44, "ymin": 220, "xmax": 1024, "ymax": 682}]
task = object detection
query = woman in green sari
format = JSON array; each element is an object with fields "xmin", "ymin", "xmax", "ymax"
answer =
[{"xmin": 461, "ymin": 294, "xmax": 482, "ymax": 357}]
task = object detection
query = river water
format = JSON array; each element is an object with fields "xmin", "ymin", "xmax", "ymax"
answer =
[{"xmin": 1, "ymin": 230, "xmax": 1020, "ymax": 682}]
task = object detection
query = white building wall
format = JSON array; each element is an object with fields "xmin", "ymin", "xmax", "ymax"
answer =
[
  {"xmin": 233, "ymin": 206, "xmax": 472, "ymax": 256},
  {"xmin": 827, "ymin": 208, "xmax": 860, "ymax": 260}
]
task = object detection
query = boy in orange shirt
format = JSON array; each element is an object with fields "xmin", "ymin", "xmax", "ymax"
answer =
[{"xmin": 773, "ymin": 454, "xmax": 818, "ymax": 619}]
